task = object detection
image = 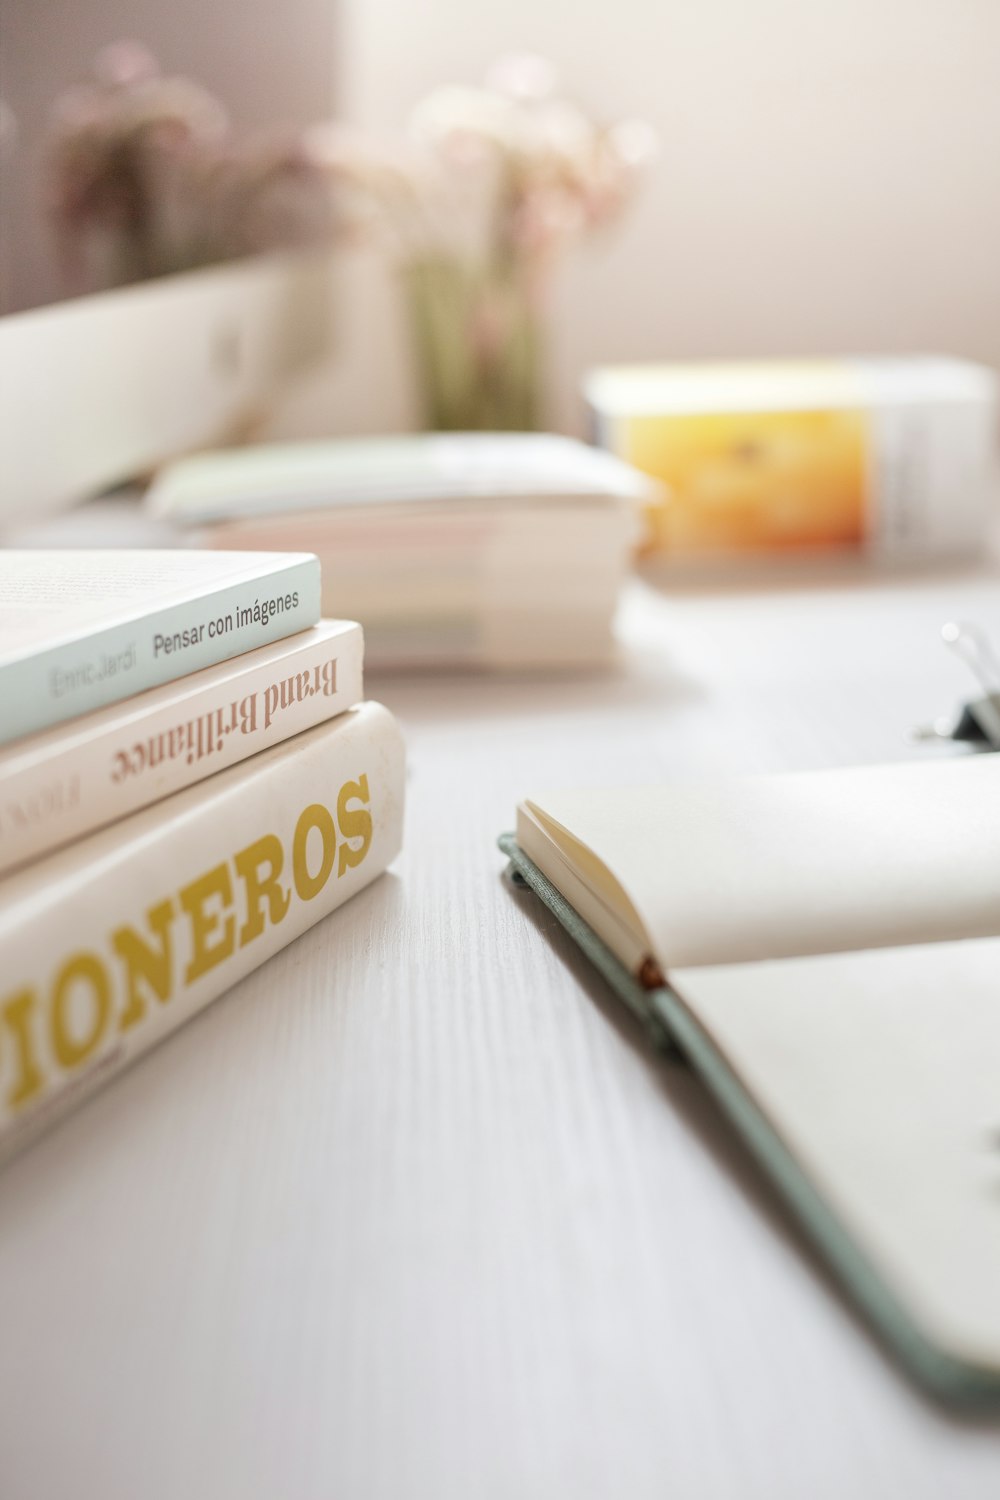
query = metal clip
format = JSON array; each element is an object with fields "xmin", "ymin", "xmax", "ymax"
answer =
[{"xmin": 908, "ymin": 621, "xmax": 1000, "ymax": 750}]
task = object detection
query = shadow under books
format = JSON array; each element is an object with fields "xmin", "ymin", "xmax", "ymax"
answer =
[{"xmin": 503, "ymin": 864, "xmax": 1000, "ymax": 1430}]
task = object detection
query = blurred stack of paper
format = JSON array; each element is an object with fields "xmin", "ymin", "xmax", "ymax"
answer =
[{"xmin": 147, "ymin": 434, "xmax": 653, "ymax": 669}]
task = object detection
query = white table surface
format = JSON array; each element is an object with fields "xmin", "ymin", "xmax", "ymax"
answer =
[{"xmin": 3, "ymin": 540, "xmax": 1000, "ymax": 1500}]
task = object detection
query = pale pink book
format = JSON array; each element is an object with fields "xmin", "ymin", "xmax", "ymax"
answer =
[{"xmin": 0, "ymin": 620, "xmax": 363, "ymax": 875}]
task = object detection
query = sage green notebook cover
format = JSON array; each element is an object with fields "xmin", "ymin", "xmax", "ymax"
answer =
[{"xmin": 499, "ymin": 830, "xmax": 1000, "ymax": 1407}]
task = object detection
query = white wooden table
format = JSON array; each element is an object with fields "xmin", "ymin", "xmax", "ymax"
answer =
[{"xmin": 3, "ymin": 550, "xmax": 1000, "ymax": 1500}]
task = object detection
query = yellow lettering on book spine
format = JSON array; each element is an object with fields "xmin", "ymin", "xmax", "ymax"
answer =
[
  {"xmin": 0, "ymin": 772, "xmax": 378, "ymax": 1118},
  {"xmin": 293, "ymin": 804, "xmax": 337, "ymax": 901},
  {"xmin": 113, "ymin": 899, "xmax": 175, "ymax": 1031},
  {"xmin": 337, "ymin": 776, "xmax": 373, "ymax": 877},
  {"xmin": 1, "ymin": 990, "xmax": 44, "ymax": 1109},
  {"xmin": 235, "ymin": 834, "xmax": 291, "ymax": 946},
  {"xmin": 51, "ymin": 953, "xmax": 111, "ymax": 1069},
  {"xmin": 180, "ymin": 864, "xmax": 236, "ymax": 983}
]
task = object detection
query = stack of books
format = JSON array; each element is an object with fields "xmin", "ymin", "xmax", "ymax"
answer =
[
  {"xmin": 0, "ymin": 549, "xmax": 405, "ymax": 1161},
  {"xmin": 146, "ymin": 433, "xmax": 656, "ymax": 670}
]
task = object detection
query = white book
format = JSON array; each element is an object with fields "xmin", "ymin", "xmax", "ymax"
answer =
[
  {"xmin": 507, "ymin": 755, "xmax": 1000, "ymax": 1400},
  {"xmin": 0, "ymin": 619, "xmax": 363, "ymax": 875},
  {"xmin": 0, "ymin": 549, "xmax": 321, "ymax": 745},
  {"xmin": 0, "ymin": 700, "xmax": 404, "ymax": 1162},
  {"xmin": 146, "ymin": 435, "xmax": 649, "ymax": 668},
  {"xmin": 186, "ymin": 507, "xmax": 638, "ymax": 669}
]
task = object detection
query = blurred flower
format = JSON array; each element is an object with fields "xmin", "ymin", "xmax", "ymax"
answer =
[
  {"xmin": 393, "ymin": 55, "xmax": 656, "ymax": 281},
  {"xmin": 409, "ymin": 86, "xmax": 521, "ymax": 158},
  {"xmin": 44, "ymin": 46, "xmax": 656, "ymax": 430},
  {"xmin": 485, "ymin": 54, "xmax": 557, "ymax": 103},
  {"xmin": 92, "ymin": 40, "xmax": 160, "ymax": 90},
  {"xmin": 44, "ymin": 45, "xmax": 336, "ymax": 293},
  {"xmin": 371, "ymin": 56, "xmax": 657, "ymax": 428}
]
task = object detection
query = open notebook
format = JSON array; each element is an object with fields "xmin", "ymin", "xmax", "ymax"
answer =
[{"xmin": 500, "ymin": 754, "xmax": 1000, "ymax": 1403}]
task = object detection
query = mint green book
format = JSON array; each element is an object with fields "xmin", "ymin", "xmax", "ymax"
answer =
[
  {"xmin": 0, "ymin": 550, "xmax": 321, "ymax": 746},
  {"xmin": 500, "ymin": 754, "xmax": 1000, "ymax": 1405}
]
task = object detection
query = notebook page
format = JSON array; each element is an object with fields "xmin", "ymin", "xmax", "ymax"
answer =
[
  {"xmin": 526, "ymin": 754, "xmax": 1000, "ymax": 970},
  {"xmin": 670, "ymin": 937, "xmax": 1000, "ymax": 1370}
]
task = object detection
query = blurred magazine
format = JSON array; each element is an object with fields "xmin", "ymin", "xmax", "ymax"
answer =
[{"xmin": 147, "ymin": 434, "xmax": 656, "ymax": 669}]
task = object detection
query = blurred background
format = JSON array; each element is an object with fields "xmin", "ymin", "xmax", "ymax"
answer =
[
  {"xmin": 313, "ymin": 0, "xmax": 1000, "ymax": 436},
  {"xmin": 3, "ymin": 0, "xmax": 999, "ymax": 440}
]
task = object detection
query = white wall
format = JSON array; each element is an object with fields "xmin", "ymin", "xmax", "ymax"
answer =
[{"xmin": 280, "ymin": 0, "xmax": 1000, "ymax": 439}]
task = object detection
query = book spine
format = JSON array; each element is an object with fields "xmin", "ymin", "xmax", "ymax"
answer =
[
  {"xmin": 0, "ymin": 554, "xmax": 322, "ymax": 746},
  {"xmin": 0, "ymin": 624, "xmax": 364, "ymax": 876},
  {"xmin": 0, "ymin": 702, "xmax": 405, "ymax": 1162}
]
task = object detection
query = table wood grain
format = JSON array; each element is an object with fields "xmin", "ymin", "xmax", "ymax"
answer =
[{"xmin": 3, "ymin": 562, "xmax": 1000, "ymax": 1499}]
